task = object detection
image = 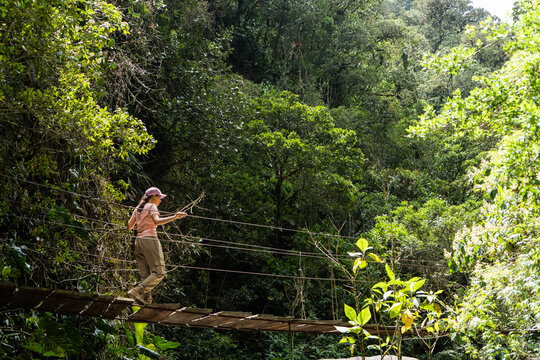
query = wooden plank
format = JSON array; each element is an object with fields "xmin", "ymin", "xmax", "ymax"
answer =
[
  {"xmin": 213, "ymin": 312, "xmax": 253, "ymax": 329},
  {"xmin": 0, "ymin": 282, "xmax": 16, "ymax": 307},
  {"xmin": 290, "ymin": 319, "xmax": 348, "ymax": 333},
  {"xmin": 235, "ymin": 319, "xmax": 289, "ymax": 331},
  {"xmin": 80, "ymin": 296, "xmax": 116, "ymax": 318},
  {"xmin": 102, "ymin": 297, "xmax": 133, "ymax": 319},
  {"xmin": 37, "ymin": 290, "xmax": 95, "ymax": 315},
  {"xmin": 128, "ymin": 303, "xmax": 181, "ymax": 323},
  {"xmin": 159, "ymin": 307, "xmax": 212, "ymax": 326},
  {"xmin": 7, "ymin": 287, "xmax": 52, "ymax": 309},
  {"xmin": 189, "ymin": 314, "xmax": 225, "ymax": 327},
  {"xmin": 230, "ymin": 314, "xmax": 291, "ymax": 331},
  {"xmin": 190, "ymin": 311, "xmax": 252, "ymax": 328},
  {"xmin": 288, "ymin": 322, "xmax": 337, "ymax": 333},
  {"xmin": 217, "ymin": 311, "xmax": 253, "ymax": 317}
]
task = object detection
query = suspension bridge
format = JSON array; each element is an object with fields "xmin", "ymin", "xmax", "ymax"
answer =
[{"xmin": 0, "ymin": 281, "xmax": 420, "ymax": 336}]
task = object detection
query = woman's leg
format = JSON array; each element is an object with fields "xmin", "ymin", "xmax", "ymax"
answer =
[
  {"xmin": 128, "ymin": 238, "xmax": 151, "ymax": 304},
  {"xmin": 137, "ymin": 237, "xmax": 166, "ymax": 298},
  {"xmin": 134, "ymin": 238, "xmax": 151, "ymax": 280}
]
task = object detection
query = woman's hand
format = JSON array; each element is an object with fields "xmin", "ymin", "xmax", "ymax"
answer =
[{"xmin": 175, "ymin": 211, "xmax": 187, "ymax": 219}]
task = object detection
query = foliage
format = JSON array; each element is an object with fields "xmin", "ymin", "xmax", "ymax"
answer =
[
  {"xmin": 338, "ymin": 238, "xmax": 448, "ymax": 358},
  {"xmin": 410, "ymin": 0, "xmax": 540, "ymax": 356},
  {"xmin": 0, "ymin": 0, "xmax": 520, "ymax": 357},
  {"xmin": 248, "ymin": 91, "xmax": 363, "ymax": 237},
  {"xmin": 129, "ymin": 307, "xmax": 180, "ymax": 360}
]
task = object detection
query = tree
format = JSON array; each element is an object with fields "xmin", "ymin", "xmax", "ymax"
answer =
[{"xmin": 247, "ymin": 91, "xmax": 363, "ymax": 246}]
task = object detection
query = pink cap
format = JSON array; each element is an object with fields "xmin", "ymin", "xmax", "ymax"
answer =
[{"xmin": 145, "ymin": 187, "xmax": 167, "ymax": 199}]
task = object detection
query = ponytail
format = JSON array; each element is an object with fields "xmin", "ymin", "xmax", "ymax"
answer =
[{"xmin": 136, "ymin": 194, "xmax": 149, "ymax": 213}]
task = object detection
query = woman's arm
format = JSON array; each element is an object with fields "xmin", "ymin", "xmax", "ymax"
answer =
[
  {"xmin": 152, "ymin": 211, "xmax": 187, "ymax": 226},
  {"xmin": 127, "ymin": 210, "xmax": 137, "ymax": 230}
]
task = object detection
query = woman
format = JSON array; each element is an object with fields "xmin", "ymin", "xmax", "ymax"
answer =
[{"xmin": 127, "ymin": 187, "xmax": 186, "ymax": 305}]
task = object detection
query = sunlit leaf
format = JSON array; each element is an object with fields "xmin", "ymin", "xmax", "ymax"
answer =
[
  {"xmin": 339, "ymin": 336, "xmax": 355, "ymax": 344},
  {"xmin": 388, "ymin": 302, "xmax": 402, "ymax": 319},
  {"xmin": 334, "ymin": 326, "xmax": 351, "ymax": 333},
  {"xmin": 383, "ymin": 290, "xmax": 393, "ymax": 300},
  {"xmin": 357, "ymin": 307, "xmax": 371, "ymax": 326},
  {"xmin": 385, "ymin": 264, "xmax": 395, "ymax": 281},
  {"xmin": 368, "ymin": 253, "xmax": 383, "ymax": 262},
  {"xmin": 344, "ymin": 304, "xmax": 357, "ymax": 322},
  {"xmin": 401, "ymin": 309, "xmax": 414, "ymax": 332},
  {"xmin": 356, "ymin": 238, "xmax": 369, "ymax": 252},
  {"xmin": 353, "ymin": 259, "xmax": 368, "ymax": 272},
  {"xmin": 411, "ymin": 279, "xmax": 426, "ymax": 293},
  {"xmin": 372, "ymin": 282, "xmax": 388, "ymax": 291}
]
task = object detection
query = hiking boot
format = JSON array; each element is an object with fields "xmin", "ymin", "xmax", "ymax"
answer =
[{"xmin": 127, "ymin": 287, "xmax": 146, "ymax": 305}]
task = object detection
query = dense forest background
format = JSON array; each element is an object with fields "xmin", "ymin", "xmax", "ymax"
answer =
[{"xmin": 2, "ymin": 0, "xmax": 540, "ymax": 358}]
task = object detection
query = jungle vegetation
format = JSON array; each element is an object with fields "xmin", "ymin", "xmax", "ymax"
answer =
[{"xmin": 1, "ymin": 0, "xmax": 538, "ymax": 358}]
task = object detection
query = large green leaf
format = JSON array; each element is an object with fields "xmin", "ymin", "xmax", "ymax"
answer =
[
  {"xmin": 153, "ymin": 335, "xmax": 180, "ymax": 350},
  {"xmin": 368, "ymin": 253, "xmax": 383, "ymax": 263},
  {"xmin": 357, "ymin": 307, "xmax": 371, "ymax": 326},
  {"xmin": 356, "ymin": 238, "xmax": 369, "ymax": 253},
  {"xmin": 411, "ymin": 279, "xmax": 426, "ymax": 294},
  {"xmin": 385, "ymin": 264, "xmax": 395, "ymax": 281},
  {"xmin": 353, "ymin": 259, "xmax": 368, "ymax": 272},
  {"xmin": 388, "ymin": 302, "xmax": 402, "ymax": 319},
  {"xmin": 344, "ymin": 304, "xmax": 357, "ymax": 322},
  {"xmin": 134, "ymin": 321, "xmax": 147, "ymax": 345}
]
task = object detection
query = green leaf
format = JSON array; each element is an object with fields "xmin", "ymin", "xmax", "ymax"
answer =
[
  {"xmin": 357, "ymin": 307, "xmax": 371, "ymax": 326},
  {"xmin": 411, "ymin": 279, "xmax": 426, "ymax": 293},
  {"xmin": 372, "ymin": 282, "xmax": 388, "ymax": 292},
  {"xmin": 385, "ymin": 264, "xmax": 395, "ymax": 281},
  {"xmin": 339, "ymin": 336, "xmax": 356, "ymax": 344},
  {"xmin": 356, "ymin": 238, "xmax": 369, "ymax": 252},
  {"xmin": 153, "ymin": 335, "xmax": 180, "ymax": 350},
  {"xmin": 489, "ymin": 188, "xmax": 498, "ymax": 201},
  {"xmin": 134, "ymin": 322, "xmax": 147, "ymax": 345},
  {"xmin": 367, "ymin": 344, "xmax": 382, "ymax": 351},
  {"xmin": 420, "ymin": 303, "xmax": 435, "ymax": 312},
  {"xmin": 368, "ymin": 253, "xmax": 383, "ymax": 263},
  {"xmin": 136, "ymin": 345, "xmax": 160, "ymax": 359},
  {"xmin": 388, "ymin": 302, "xmax": 402, "ymax": 319},
  {"xmin": 383, "ymin": 290, "xmax": 393, "ymax": 300},
  {"xmin": 348, "ymin": 326, "xmax": 362, "ymax": 335},
  {"xmin": 353, "ymin": 259, "xmax": 368, "ymax": 272},
  {"xmin": 335, "ymin": 326, "xmax": 351, "ymax": 333},
  {"xmin": 344, "ymin": 304, "xmax": 357, "ymax": 322},
  {"xmin": 125, "ymin": 329, "xmax": 134, "ymax": 347}
]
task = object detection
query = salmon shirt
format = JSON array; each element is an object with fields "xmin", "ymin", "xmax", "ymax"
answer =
[{"xmin": 134, "ymin": 203, "xmax": 159, "ymax": 237}]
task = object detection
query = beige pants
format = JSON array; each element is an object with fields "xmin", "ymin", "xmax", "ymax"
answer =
[{"xmin": 134, "ymin": 236, "xmax": 166, "ymax": 296}]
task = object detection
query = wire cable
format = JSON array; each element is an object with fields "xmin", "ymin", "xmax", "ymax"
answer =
[
  {"xmin": 14, "ymin": 239, "xmax": 368, "ymax": 283},
  {"xmin": 5, "ymin": 211, "xmax": 442, "ymax": 269},
  {"xmin": 0, "ymin": 174, "xmax": 358, "ymax": 240}
]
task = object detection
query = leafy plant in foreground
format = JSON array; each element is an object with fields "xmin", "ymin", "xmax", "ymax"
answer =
[{"xmin": 337, "ymin": 239, "xmax": 448, "ymax": 359}]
